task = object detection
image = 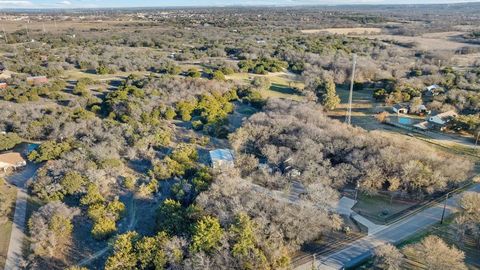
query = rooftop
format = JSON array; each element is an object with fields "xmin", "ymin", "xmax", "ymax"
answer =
[
  {"xmin": 209, "ymin": 149, "xmax": 234, "ymax": 162},
  {"xmin": 0, "ymin": 152, "xmax": 26, "ymax": 166}
]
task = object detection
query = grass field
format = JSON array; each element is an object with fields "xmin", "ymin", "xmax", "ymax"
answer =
[
  {"xmin": 226, "ymin": 72, "xmax": 305, "ymax": 101},
  {"xmin": 63, "ymin": 69, "xmax": 150, "ymax": 81},
  {"xmin": 0, "ymin": 183, "xmax": 18, "ymax": 269},
  {"xmin": 352, "ymin": 193, "xmax": 417, "ymax": 224}
]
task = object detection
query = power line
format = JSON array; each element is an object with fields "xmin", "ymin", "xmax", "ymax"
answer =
[{"xmin": 345, "ymin": 53, "xmax": 357, "ymax": 125}]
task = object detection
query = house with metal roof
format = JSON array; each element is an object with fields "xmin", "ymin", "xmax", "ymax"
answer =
[
  {"xmin": 209, "ymin": 149, "xmax": 234, "ymax": 169},
  {"xmin": 0, "ymin": 152, "xmax": 26, "ymax": 173}
]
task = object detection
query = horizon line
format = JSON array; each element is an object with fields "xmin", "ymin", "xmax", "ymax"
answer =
[{"xmin": 1, "ymin": 1, "xmax": 480, "ymax": 11}]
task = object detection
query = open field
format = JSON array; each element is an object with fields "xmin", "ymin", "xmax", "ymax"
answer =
[
  {"xmin": 368, "ymin": 32, "xmax": 479, "ymax": 51},
  {"xmin": 0, "ymin": 183, "xmax": 17, "ymax": 269},
  {"xmin": 301, "ymin": 27, "xmax": 383, "ymax": 35},
  {"xmin": 226, "ymin": 71, "xmax": 305, "ymax": 101},
  {"xmin": 352, "ymin": 193, "xmax": 417, "ymax": 225}
]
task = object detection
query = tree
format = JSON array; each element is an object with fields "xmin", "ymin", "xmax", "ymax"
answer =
[
  {"xmin": 105, "ymin": 231, "xmax": 139, "ymax": 270},
  {"xmin": 60, "ymin": 171, "xmax": 85, "ymax": 195},
  {"xmin": 229, "ymin": 213, "xmax": 268, "ymax": 269},
  {"xmin": 28, "ymin": 202, "xmax": 78, "ymax": 258},
  {"xmin": 190, "ymin": 216, "xmax": 223, "ymax": 253},
  {"xmin": 156, "ymin": 199, "xmax": 190, "ymax": 235},
  {"xmin": 318, "ymin": 78, "xmax": 340, "ymax": 110},
  {"xmin": 403, "ymin": 235, "xmax": 467, "ymax": 270},
  {"xmin": 373, "ymin": 243, "xmax": 404, "ymax": 270},
  {"xmin": 187, "ymin": 68, "xmax": 201, "ymax": 78},
  {"xmin": 0, "ymin": 132, "xmax": 21, "ymax": 151},
  {"xmin": 28, "ymin": 140, "xmax": 72, "ymax": 162},
  {"xmin": 212, "ymin": 70, "xmax": 226, "ymax": 81}
]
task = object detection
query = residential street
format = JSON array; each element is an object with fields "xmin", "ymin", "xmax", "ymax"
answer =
[
  {"xmin": 4, "ymin": 162, "xmax": 41, "ymax": 270},
  {"xmin": 295, "ymin": 183, "xmax": 480, "ymax": 270}
]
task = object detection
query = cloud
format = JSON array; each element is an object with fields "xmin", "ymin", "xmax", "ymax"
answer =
[
  {"xmin": 57, "ymin": 0, "xmax": 72, "ymax": 4},
  {"xmin": 0, "ymin": 0, "xmax": 33, "ymax": 6}
]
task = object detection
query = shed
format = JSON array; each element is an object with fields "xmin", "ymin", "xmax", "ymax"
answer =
[
  {"xmin": 209, "ymin": 149, "xmax": 235, "ymax": 169},
  {"xmin": 26, "ymin": 76, "xmax": 48, "ymax": 85}
]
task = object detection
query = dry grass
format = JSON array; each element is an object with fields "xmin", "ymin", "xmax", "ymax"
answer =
[
  {"xmin": 0, "ymin": 183, "xmax": 18, "ymax": 269},
  {"xmin": 369, "ymin": 32, "xmax": 479, "ymax": 51},
  {"xmin": 301, "ymin": 27, "xmax": 382, "ymax": 35}
]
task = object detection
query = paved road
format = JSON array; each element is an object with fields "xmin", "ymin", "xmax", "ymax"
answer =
[
  {"xmin": 4, "ymin": 163, "xmax": 41, "ymax": 270},
  {"xmin": 295, "ymin": 183, "xmax": 480, "ymax": 270}
]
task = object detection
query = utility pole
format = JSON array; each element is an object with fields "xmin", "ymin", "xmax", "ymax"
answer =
[
  {"xmin": 440, "ymin": 192, "xmax": 449, "ymax": 224},
  {"xmin": 346, "ymin": 54, "xmax": 357, "ymax": 125}
]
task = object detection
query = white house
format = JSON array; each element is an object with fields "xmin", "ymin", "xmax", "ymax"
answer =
[
  {"xmin": 209, "ymin": 149, "xmax": 235, "ymax": 169},
  {"xmin": 0, "ymin": 152, "xmax": 27, "ymax": 173},
  {"xmin": 428, "ymin": 110, "xmax": 458, "ymax": 126},
  {"xmin": 424, "ymin": 84, "xmax": 444, "ymax": 96}
]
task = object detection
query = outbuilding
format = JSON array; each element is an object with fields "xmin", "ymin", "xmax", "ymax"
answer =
[{"xmin": 209, "ymin": 149, "xmax": 235, "ymax": 169}]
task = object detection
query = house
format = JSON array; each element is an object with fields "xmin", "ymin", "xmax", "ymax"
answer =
[
  {"xmin": 424, "ymin": 84, "xmax": 444, "ymax": 97},
  {"xmin": 0, "ymin": 82, "xmax": 7, "ymax": 89},
  {"xmin": 209, "ymin": 149, "xmax": 235, "ymax": 169},
  {"xmin": 0, "ymin": 152, "xmax": 27, "ymax": 173},
  {"xmin": 392, "ymin": 104, "xmax": 408, "ymax": 114},
  {"xmin": 409, "ymin": 104, "xmax": 431, "ymax": 115},
  {"xmin": 428, "ymin": 110, "xmax": 458, "ymax": 129},
  {"xmin": 26, "ymin": 76, "xmax": 48, "ymax": 85}
]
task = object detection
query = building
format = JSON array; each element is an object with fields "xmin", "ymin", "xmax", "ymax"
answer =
[
  {"xmin": 428, "ymin": 110, "xmax": 458, "ymax": 125},
  {"xmin": 209, "ymin": 149, "xmax": 234, "ymax": 169},
  {"xmin": 0, "ymin": 152, "xmax": 27, "ymax": 173},
  {"xmin": 428, "ymin": 110, "xmax": 458, "ymax": 130},
  {"xmin": 26, "ymin": 76, "xmax": 49, "ymax": 85},
  {"xmin": 424, "ymin": 84, "xmax": 444, "ymax": 97},
  {"xmin": 392, "ymin": 104, "xmax": 408, "ymax": 114},
  {"xmin": 0, "ymin": 82, "xmax": 7, "ymax": 89}
]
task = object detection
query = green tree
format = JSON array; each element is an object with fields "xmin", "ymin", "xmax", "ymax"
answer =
[
  {"xmin": 105, "ymin": 231, "xmax": 139, "ymax": 270},
  {"xmin": 190, "ymin": 216, "xmax": 223, "ymax": 253},
  {"xmin": 80, "ymin": 183, "xmax": 105, "ymax": 206},
  {"xmin": 164, "ymin": 106, "xmax": 177, "ymax": 120},
  {"xmin": 156, "ymin": 199, "xmax": 188, "ymax": 235},
  {"xmin": 230, "ymin": 213, "xmax": 268, "ymax": 269},
  {"xmin": 187, "ymin": 68, "xmax": 201, "ymax": 78},
  {"xmin": 212, "ymin": 70, "xmax": 226, "ymax": 81},
  {"xmin": 318, "ymin": 79, "xmax": 340, "ymax": 110},
  {"xmin": 28, "ymin": 140, "xmax": 72, "ymax": 162},
  {"xmin": 60, "ymin": 171, "xmax": 85, "ymax": 195},
  {"xmin": 0, "ymin": 133, "xmax": 22, "ymax": 151},
  {"xmin": 176, "ymin": 100, "xmax": 197, "ymax": 121},
  {"xmin": 135, "ymin": 232, "xmax": 169, "ymax": 269}
]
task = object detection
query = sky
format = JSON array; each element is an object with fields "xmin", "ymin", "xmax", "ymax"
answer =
[{"xmin": 0, "ymin": 0, "xmax": 479, "ymax": 9}]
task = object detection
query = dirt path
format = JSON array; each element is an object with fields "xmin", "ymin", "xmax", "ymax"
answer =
[{"xmin": 76, "ymin": 193, "xmax": 137, "ymax": 267}]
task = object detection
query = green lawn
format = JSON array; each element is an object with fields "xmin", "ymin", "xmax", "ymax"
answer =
[
  {"xmin": 0, "ymin": 184, "xmax": 18, "ymax": 269},
  {"xmin": 226, "ymin": 72, "xmax": 305, "ymax": 101},
  {"xmin": 352, "ymin": 193, "xmax": 417, "ymax": 224}
]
